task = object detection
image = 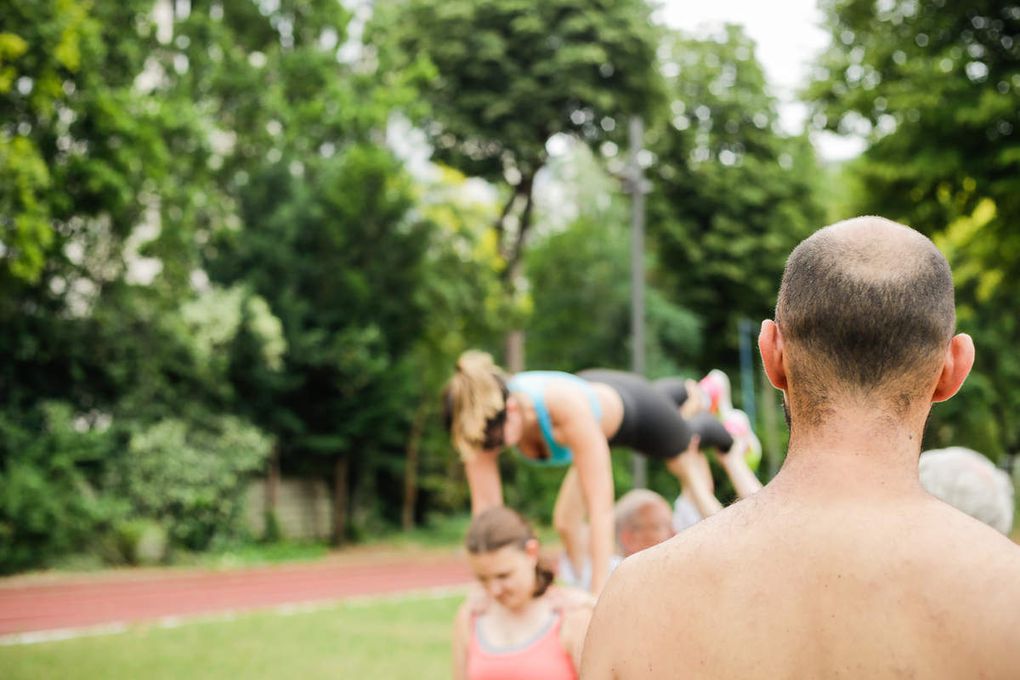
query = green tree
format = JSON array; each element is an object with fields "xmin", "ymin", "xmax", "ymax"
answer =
[
  {"xmin": 209, "ymin": 149, "xmax": 433, "ymax": 542},
  {"xmin": 135, "ymin": 0, "xmax": 439, "ymax": 542},
  {"xmin": 374, "ymin": 0, "xmax": 664, "ymax": 368},
  {"xmin": 0, "ymin": 402, "xmax": 117, "ymax": 573},
  {"xmin": 648, "ymin": 25, "xmax": 825, "ymax": 372},
  {"xmin": 395, "ymin": 166, "xmax": 512, "ymax": 527},
  {"xmin": 1, "ymin": 0, "xmax": 173, "ymax": 409},
  {"xmin": 0, "ymin": 1, "xmax": 282, "ymax": 569},
  {"xmin": 807, "ymin": 0, "xmax": 1020, "ymax": 459},
  {"xmin": 526, "ymin": 144, "xmax": 702, "ymax": 376}
]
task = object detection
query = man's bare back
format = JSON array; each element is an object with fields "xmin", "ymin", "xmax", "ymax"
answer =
[
  {"xmin": 582, "ymin": 218, "xmax": 1020, "ymax": 678},
  {"xmin": 583, "ymin": 485, "xmax": 1020, "ymax": 678}
]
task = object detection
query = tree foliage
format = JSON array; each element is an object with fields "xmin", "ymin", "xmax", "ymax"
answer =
[
  {"xmin": 0, "ymin": 402, "xmax": 117, "ymax": 573},
  {"xmin": 808, "ymin": 0, "xmax": 1020, "ymax": 458},
  {"xmin": 107, "ymin": 416, "xmax": 271, "ymax": 550},
  {"xmin": 525, "ymin": 144, "xmax": 702, "ymax": 375},
  {"xmin": 6, "ymin": 0, "xmax": 946, "ymax": 572},
  {"xmin": 378, "ymin": 0, "xmax": 663, "ymax": 183},
  {"xmin": 648, "ymin": 25, "xmax": 825, "ymax": 370},
  {"xmin": 159, "ymin": 0, "xmax": 439, "ymax": 541},
  {"xmin": 374, "ymin": 0, "xmax": 666, "ymax": 362}
]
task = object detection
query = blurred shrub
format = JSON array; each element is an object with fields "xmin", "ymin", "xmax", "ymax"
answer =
[
  {"xmin": 0, "ymin": 402, "xmax": 119, "ymax": 574},
  {"xmin": 112, "ymin": 519, "xmax": 168, "ymax": 566},
  {"xmin": 106, "ymin": 416, "xmax": 271, "ymax": 551}
]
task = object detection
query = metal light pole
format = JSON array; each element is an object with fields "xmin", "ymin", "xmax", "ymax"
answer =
[{"xmin": 628, "ymin": 116, "xmax": 648, "ymax": 489}]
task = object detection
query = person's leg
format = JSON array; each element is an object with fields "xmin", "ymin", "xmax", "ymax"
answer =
[
  {"xmin": 686, "ymin": 411, "xmax": 734, "ymax": 451},
  {"xmin": 552, "ymin": 466, "xmax": 589, "ymax": 587},
  {"xmin": 665, "ymin": 435, "xmax": 723, "ymax": 519},
  {"xmin": 654, "ymin": 376, "xmax": 709, "ymax": 418},
  {"xmin": 721, "ymin": 408, "xmax": 763, "ymax": 472},
  {"xmin": 581, "ymin": 371, "xmax": 698, "ymax": 498},
  {"xmin": 652, "ymin": 377, "xmax": 689, "ymax": 408}
]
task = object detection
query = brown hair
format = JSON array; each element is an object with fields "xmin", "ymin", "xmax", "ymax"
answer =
[
  {"xmin": 442, "ymin": 350, "xmax": 509, "ymax": 461},
  {"xmin": 466, "ymin": 506, "xmax": 555, "ymax": 597},
  {"xmin": 776, "ymin": 216, "xmax": 955, "ymax": 420}
]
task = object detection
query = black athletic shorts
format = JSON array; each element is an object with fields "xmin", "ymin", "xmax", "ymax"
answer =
[
  {"xmin": 651, "ymin": 376, "xmax": 690, "ymax": 408},
  {"xmin": 577, "ymin": 369, "xmax": 691, "ymax": 459},
  {"xmin": 578, "ymin": 370, "xmax": 734, "ymax": 456}
]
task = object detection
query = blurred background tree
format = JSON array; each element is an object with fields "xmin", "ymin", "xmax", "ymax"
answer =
[
  {"xmin": 808, "ymin": 0, "xmax": 1020, "ymax": 460},
  {"xmin": 649, "ymin": 25, "xmax": 826, "ymax": 371},
  {"xmin": 372, "ymin": 0, "xmax": 664, "ymax": 370},
  {"xmin": 2, "ymin": 0, "xmax": 1015, "ymax": 571},
  {"xmin": 0, "ymin": 0, "xmax": 274, "ymax": 570},
  {"xmin": 525, "ymin": 143, "xmax": 702, "ymax": 377}
]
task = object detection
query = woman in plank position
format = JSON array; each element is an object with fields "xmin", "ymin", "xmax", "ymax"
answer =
[{"xmin": 443, "ymin": 350, "xmax": 753, "ymax": 594}]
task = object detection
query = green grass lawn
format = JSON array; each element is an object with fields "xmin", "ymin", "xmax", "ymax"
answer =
[{"xmin": 0, "ymin": 592, "xmax": 463, "ymax": 680}]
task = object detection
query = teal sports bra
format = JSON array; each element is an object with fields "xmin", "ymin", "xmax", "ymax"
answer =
[{"xmin": 506, "ymin": 371, "xmax": 603, "ymax": 466}]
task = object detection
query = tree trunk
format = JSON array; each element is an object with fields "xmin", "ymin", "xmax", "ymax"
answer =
[
  {"xmin": 504, "ymin": 254, "xmax": 526, "ymax": 372},
  {"xmin": 505, "ymin": 329, "xmax": 526, "ymax": 373},
  {"xmin": 402, "ymin": 401, "xmax": 429, "ymax": 531},
  {"xmin": 263, "ymin": 443, "xmax": 281, "ymax": 540},
  {"xmin": 499, "ymin": 175, "xmax": 535, "ymax": 374},
  {"xmin": 332, "ymin": 457, "xmax": 349, "ymax": 546},
  {"xmin": 266, "ymin": 443, "xmax": 280, "ymax": 510}
]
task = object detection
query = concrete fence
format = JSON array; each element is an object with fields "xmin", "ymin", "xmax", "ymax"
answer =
[{"xmin": 244, "ymin": 477, "xmax": 333, "ymax": 540}]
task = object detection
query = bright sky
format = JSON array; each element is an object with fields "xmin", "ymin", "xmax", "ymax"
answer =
[{"xmin": 657, "ymin": 0, "xmax": 865, "ymax": 161}]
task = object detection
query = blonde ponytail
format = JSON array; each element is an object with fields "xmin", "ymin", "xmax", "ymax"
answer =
[{"xmin": 443, "ymin": 350, "xmax": 509, "ymax": 461}]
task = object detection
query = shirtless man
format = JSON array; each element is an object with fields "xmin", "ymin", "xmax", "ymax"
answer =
[{"xmin": 582, "ymin": 216, "xmax": 1020, "ymax": 679}]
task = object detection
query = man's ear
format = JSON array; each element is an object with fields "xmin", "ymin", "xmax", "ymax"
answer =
[
  {"xmin": 932, "ymin": 333, "xmax": 975, "ymax": 403},
  {"xmin": 758, "ymin": 320, "xmax": 788, "ymax": 391}
]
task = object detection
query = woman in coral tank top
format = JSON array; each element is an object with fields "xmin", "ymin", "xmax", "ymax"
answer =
[{"xmin": 452, "ymin": 507, "xmax": 592, "ymax": 680}]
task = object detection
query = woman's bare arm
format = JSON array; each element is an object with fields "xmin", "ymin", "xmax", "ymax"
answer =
[
  {"xmin": 550, "ymin": 385, "xmax": 616, "ymax": 595},
  {"xmin": 552, "ymin": 467, "xmax": 589, "ymax": 581},
  {"xmin": 463, "ymin": 449, "xmax": 503, "ymax": 515}
]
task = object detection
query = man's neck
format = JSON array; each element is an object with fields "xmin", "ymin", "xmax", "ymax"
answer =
[{"xmin": 768, "ymin": 404, "xmax": 929, "ymax": 500}]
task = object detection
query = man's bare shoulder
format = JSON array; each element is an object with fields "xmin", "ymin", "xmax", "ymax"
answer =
[
  {"xmin": 616, "ymin": 504, "xmax": 744, "ymax": 579},
  {"xmin": 921, "ymin": 498, "xmax": 1020, "ymax": 590},
  {"xmin": 590, "ymin": 496, "xmax": 765, "ymax": 624},
  {"xmin": 548, "ymin": 584, "xmax": 596, "ymax": 611},
  {"xmin": 580, "ymin": 505, "xmax": 762, "ymax": 679}
]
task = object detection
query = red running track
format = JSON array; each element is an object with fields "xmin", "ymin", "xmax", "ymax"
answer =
[{"xmin": 0, "ymin": 550, "xmax": 472, "ymax": 637}]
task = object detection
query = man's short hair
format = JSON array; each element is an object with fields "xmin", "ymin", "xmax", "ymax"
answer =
[
  {"xmin": 919, "ymin": 447, "xmax": 1015, "ymax": 535},
  {"xmin": 776, "ymin": 217, "xmax": 956, "ymax": 415}
]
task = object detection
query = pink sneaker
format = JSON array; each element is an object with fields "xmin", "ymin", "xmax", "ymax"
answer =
[{"xmin": 698, "ymin": 369, "xmax": 733, "ymax": 417}]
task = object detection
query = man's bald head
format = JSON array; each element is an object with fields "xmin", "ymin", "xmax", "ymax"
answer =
[
  {"xmin": 615, "ymin": 489, "xmax": 674, "ymax": 557},
  {"xmin": 776, "ymin": 217, "xmax": 956, "ymax": 418}
]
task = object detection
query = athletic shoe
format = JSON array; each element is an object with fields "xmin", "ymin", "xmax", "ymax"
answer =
[{"xmin": 698, "ymin": 369, "xmax": 734, "ymax": 417}]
